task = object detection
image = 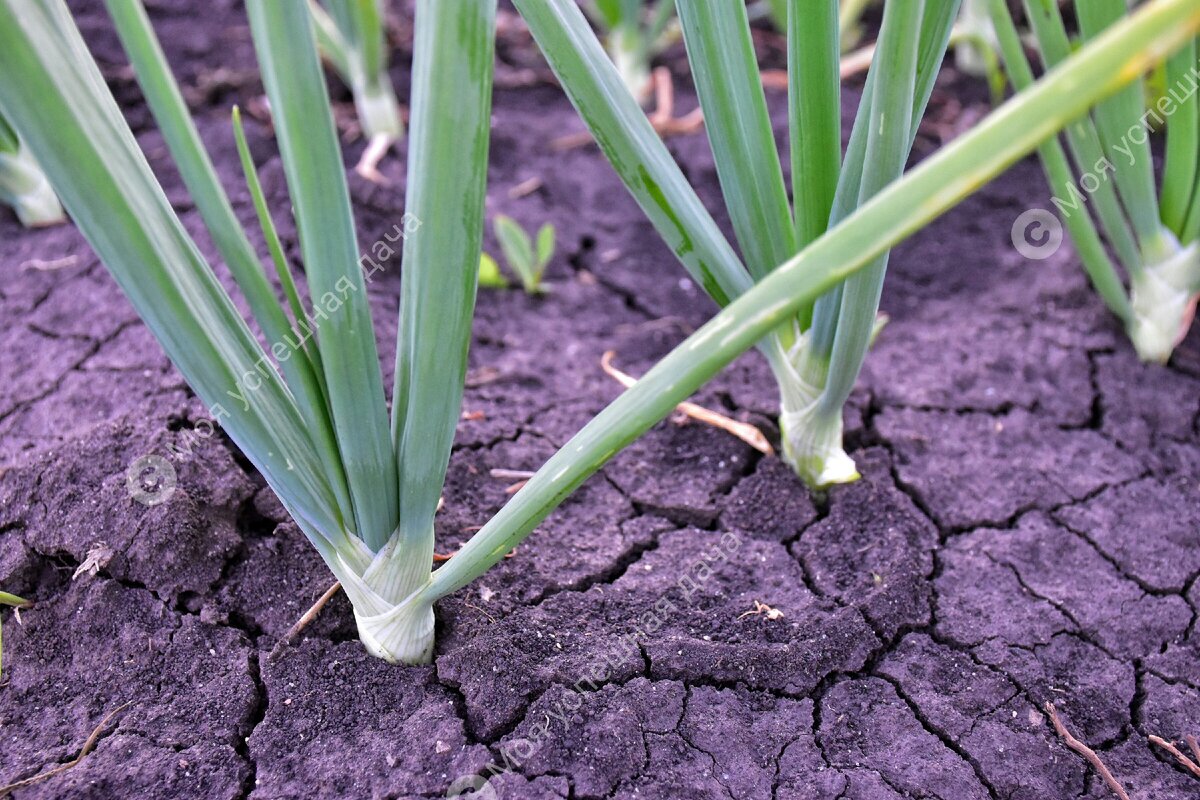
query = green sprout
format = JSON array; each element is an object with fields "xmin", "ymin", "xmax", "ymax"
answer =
[
  {"xmin": 478, "ymin": 252, "xmax": 508, "ymax": 289},
  {"xmin": 479, "ymin": 217, "xmax": 555, "ymax": 292},
  {"xmin": 990, "ymin": 0, "xmax": 1200, "ymax": 363},
  {"xmin": 0, "ymin": 110, "xmax": 63, "ymax": 227},
  {"xmin": 0, "ymin": 591, "xmax": 29, "ymax": 682},
  {"xmin": 491, "ymin": 215, "xmax": 556, "ymax": 294}
]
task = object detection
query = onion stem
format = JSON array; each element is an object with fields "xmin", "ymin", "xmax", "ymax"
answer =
[
  {"xmin": 0, "ymin": 118, "xmax": 64, "ymax": 227},
  {"xmin": 1129, "ymin": 237, "xmax": 1200, "ymax": 363},
  {"xmin": 352, "ymin": 75, "xmax": 403, "ymax": 141}
]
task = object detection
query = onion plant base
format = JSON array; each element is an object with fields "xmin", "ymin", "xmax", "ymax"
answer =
[
  {"xmin": 0, "ymin": 143, "xmax": 65, "ymax": 228},
  {"xmin": 328, "ymin": 531, "xmax": 437, "ymax": 664},
  {"xmin": 609, "ymin": 28, "xmax": 651, "ymax": 103},
  {"xmin": 353, "ymin": 78, "xmax": 403, "ymax": 142},
  {"xmin": 353, "ymin": 601, "xmax": 435, "ymax": 664},
  {"xmin": 779, "ymin": 404, "xmax": 860, "ymax": 489},
  {"xmin": 1128, "ymin": 238, "xmax": 1200, "ymax": 364},
  {"xmin": 774, "ymin": 345, "xmax": 861, "ymax": 488}
]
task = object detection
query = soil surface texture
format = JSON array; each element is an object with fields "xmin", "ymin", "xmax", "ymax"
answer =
[{"xmin": 1, "ymin": 2, "xmax": 1199, "ymax": 799}]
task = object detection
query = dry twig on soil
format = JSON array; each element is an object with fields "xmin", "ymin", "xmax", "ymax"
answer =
[
  {"xmin": 270, "ymin": 581, "xmax": 342, "ymax": 659},
  {"xmin": 553, "ymin": 67, "xmax": 703, "ymax": 150},
  {"xmin": 600, "ymin": 350, "xmax": 774, "ymax": 455},
  {"xmin": 737, "ymin": 600, "xmax": 784, "ymax": 620},
  {"xmin": 1044, "ymin": 702, "xmax": 1129, "ymax": 800},
  {"xmin": 1149, "ymin": 734, "xmax": 1200, "ymax": 779},
  {"xmin": 0, "ymin": 702, "xmax": 132, "ymax": 797}
]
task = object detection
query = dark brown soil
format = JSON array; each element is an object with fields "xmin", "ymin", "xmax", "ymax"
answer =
[{"xmin": 2, "ymin": 3, "xmax": 1199, "ymax": 799}]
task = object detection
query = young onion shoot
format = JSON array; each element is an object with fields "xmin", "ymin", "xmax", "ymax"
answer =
[
  {"xmin": 308, "ymin": 0, "xmax": 403, "ymax": 178},
  {"xmin": 583, "ymin": 0, "xmax": 679, "ymax": 101},
  {"xmin": 954, "ymin": 0, "xmax": 1004, "ymax": 98}
]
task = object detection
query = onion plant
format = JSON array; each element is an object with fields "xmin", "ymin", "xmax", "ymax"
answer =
[
  {"xmin": 0, "ymin": 0, "xmax": 1193, "ymax": 664},
  {"xmin": 582, "ymin": 0, "xmax": 678, "ymax": 100},
  {"xmin": 0, "ymin": 110, "xmax": 63, "ymax": 227},
  {"xmin": 990, "ymin": 0, "xmax": 1200, "ymax": 363},
  {"xmin": 308, "ymin": 0, "xmax": 403, "ymax": 143},
  {"xmin": 515, "ymin": 0, "xmax": 962, "ymax": 487}
]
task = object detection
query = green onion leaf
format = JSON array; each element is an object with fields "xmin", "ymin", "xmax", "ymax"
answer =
[
  {"xmin": 675, "ymin": 0, "xmax": 795, "ymax": 283},
  {"xmin": 991, "ymin": 0, "xmax": 1133, "ymax": 322},
  {"xmin": 1077, "ymin": 0, "xmax": 1166, "ymax": 256},
  {"xmin": 106, "ymin": 0, "xmax": 353, "ymax": 519},
  {"xmin": 390, "ymin": 0, "xmax": 497, "ymax": 567},
  {"xmin": 247, "ymin": 0, "xmax": 398, "ymax": 551},
  {"xmin": 1019, "ymin": 0, "xmax": 1143, "ymax": 276},
  {"xmin": 788, "ymin": 0, "xmax": 841, "ymax": 260},
  {"xmin": 807, "ymin": 0, "xmax": 961, "ymax": 363},
  {"xmin": 1161, "ymin": 37, "xmax": 1199, "ymax": 238}
]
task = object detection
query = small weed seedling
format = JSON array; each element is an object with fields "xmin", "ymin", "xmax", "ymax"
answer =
[
  {"xmin": 478, "ymin": 252, "xmax": 509, "ymax": 290},
  {"xmin": 0, "ymin": 591, "xmax": 29, "ymax": 681},
  {"xmin": 492, "ymin": 215, "xmax": 555, "ymax": 294}
]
